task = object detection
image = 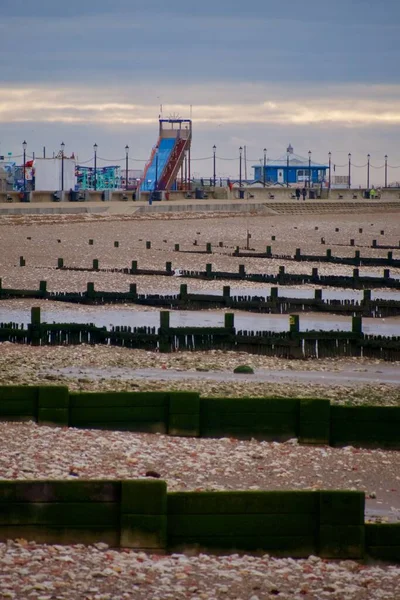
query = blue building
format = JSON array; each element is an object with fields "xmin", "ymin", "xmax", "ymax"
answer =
[{"xmin": 253, "ymin": 145, "xmax": 328, "ymax": 186}]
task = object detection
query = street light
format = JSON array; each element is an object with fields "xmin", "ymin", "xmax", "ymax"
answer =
[
  {"xmin": 367, "ymin": 153, "xmax": 370, "ymax": 189},
  {"xmin": 61, "ymin": 141, "xmax": 65, "ymax": 191},
  {"xmin": 22, "ymin": 140, "xmax": 27, "ymax": 192},
  {"xmin": 308, "ymin": 150, "xmax": 312, "ymax": 188},
  {"xmin": 155, "ymin": 146, "xmax": 159, "ymax": 191},
  {"xmin": 239, "ymin": 146, "xmax": 243, "ymax": 188},
  {"xmin": 213, "ymin": 145, "xmax": 216, "ymax": 187},
  {"xmin": 125, "ymin": 145, "xmax": 129, "ymax": 191},
  {"xmin": 385, "ymin": 154, "xmax": 388, "ymax": 188},
  {"xmin": 328, "ymin": 151, "xmax": 332, "ymax": 191},
  {"xmin": 184, "ymin": 150, "xmax": 188, "ymax": 190},
  {"xmin": 348, "ymin": 153, "xmax": 351, "ymax": 189},
  {"xmin": 286, "ymin": 151, "xmax": 290, "ymax": 188},
  {"xmin": 93, "ymin": 143, "xmax": 98, "ymax": 191},
  {"xmin": 263, "ymin": 148, "xmax": 267, "ymax": 188}
]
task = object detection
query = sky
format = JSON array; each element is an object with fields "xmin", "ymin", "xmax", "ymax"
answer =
[{"xmin": 1, "ymin": 0, "xmax": 400, "ymax": 184}]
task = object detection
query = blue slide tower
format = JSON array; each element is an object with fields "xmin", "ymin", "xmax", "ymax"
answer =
[{"xmin": 141, "ymin": 119, "xmax": 192, "ymax": 192}]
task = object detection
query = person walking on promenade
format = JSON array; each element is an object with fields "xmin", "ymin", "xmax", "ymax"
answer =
[
  {"xmin": 295, "ymin": 187, "xmax": 301, "ymax": 201},
  {"xmin": 301, "ymin": 187, "xmax": 307, "ymax": 201}
]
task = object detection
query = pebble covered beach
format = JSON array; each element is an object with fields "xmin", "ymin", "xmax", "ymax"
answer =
[{"xmin": 0, "ymin": 207, "xmax": 400, "ymax": 598}]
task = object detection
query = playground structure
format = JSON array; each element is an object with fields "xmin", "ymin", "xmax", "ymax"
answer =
[
  {"xmin": 141, "ymin": 119, "xmax": 192, "ymax": 193},
  {"xmin": 76, "ymin": 165, "xmax": 122, "ymax": 191}
]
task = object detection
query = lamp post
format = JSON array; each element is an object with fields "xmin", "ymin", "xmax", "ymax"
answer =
[
  {"xmin": 93, "ymin": 143, "xmax": 98, "ymax": 191},
  {"xmin": 22, "ymin": 140, "xmax": 27, "ymax": 192},
  {"xmin": 286, "ymin": 151, "xmax": 290, "ymax": 188},
  {"xmin": 328, "ymin": 151, "xmax": 332, "ymax": 191},
  {"xmin": 367, "ymin": 153, "xmax": 370, "ymax": 189},
  {"xmin": 213, "ymin": 145, "xmax": 216, "ymax": 187},
  {"xmin": 155, "ymin": 146, "xmax": 159, "ymax": 191},
  {"xmin": 308, "ymin": 150, "xmax": 312, "ymax": 188},
  {"xmin": 263, "ymin": 148, "xmax": 267, "ymax": 188},
  {"xmin": 348, "ymin": 153, "xmax": 351, "ymax": 189},
  {"xmin": 125, "ymin": 145, "xmax": 129, "ymax": 191},
  {"xmin": 385, "ymin": 154, "xmax": 388, "ymax": 188},
  {"xmin": 61, "ymin": 141, "xmax": 65, "ymax": 191},
  {"xmin": 239, "ymin": 146, "xmax": 243, "ymax": 188},
  {"xmin": 184, "ymin": 150, "xmax": 188, "ymax": 190}
]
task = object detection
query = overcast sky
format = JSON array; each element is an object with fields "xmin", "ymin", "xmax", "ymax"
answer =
[{"xmin": 1, "ymin": 0, "xmax": 400, "ymax": 184}]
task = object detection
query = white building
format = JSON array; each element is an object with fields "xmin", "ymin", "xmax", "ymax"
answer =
[{"xmin": 34, "ymin": 158, "xmax": 76, "ymax": 191}]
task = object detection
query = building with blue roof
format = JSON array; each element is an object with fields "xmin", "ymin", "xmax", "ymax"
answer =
[{"xmin": 253, "ymin": 145, "xmax": 328, "ymax": 186}]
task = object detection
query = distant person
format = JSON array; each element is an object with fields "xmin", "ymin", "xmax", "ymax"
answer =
[
  {"xmin": 301, "ymin": 187, "xmax": 307, "ymax": 201},
  {"xmin": 295, "ymin": 187, "xmax": 301, "ymax": 201},
  {"xmin": 370, "ymin": 188, "xmax": 376, "ymax": 199},
  {"xmin": 200, "ymin": 178, "xmax": 204, "ymax": 187}
]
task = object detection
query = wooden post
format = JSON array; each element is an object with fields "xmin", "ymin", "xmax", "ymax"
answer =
[
  {"xmin": 30, "ymin": 307, "xmax": 41, "ymax": 346},
  {"xmin": 363, "ymin": 289, "xmax": 371, "ymax": 303},
  {"xmin": 206, "ymin": 243, "xmax": 212, "ymax": 254},
  {"xmin": 352, "ymin": 316, "xmax": 362, "ymax": 335},
  {"xmin": 92, "ymin": 259, "xmax": 99, "ymax": 270},
  {"xmin": 57, "ymin": 258, "xmax": 64, "ymax": 268},
  {"xmin": 87, "ymin": 282, "xmax": 95, "ymax": 299},
  {"xmin": 289, "ymin": 314, "xmax": 300, "ymax": 334},
  {"xmin": 224, "ymin": 313, "xmax": 235, "ymax": 329},
  {"xmin": 131, "ymin": 260, "xmax": 138, "ymax": 273},
  {"xmin": 19, "ymin": 256, "xmax": 25, "ymax": 267},
  {"xmin": 159, "ymin": 312, "xmax": 170, "ymax": 353},
  {"xmin": 146, "ymin": 241, "xmax": 151, "ymax": 249},
  {"xmin": 31, "ymin": 306, "xmax": 41, "ymax": 325},
  {"xmin": 129, "ymin": 283, "xmax": 137, "ymax": 296},
  {"xmin": 160, "ymin": 311, "xmax": 170, "ymax": 330},
  {"xmin": 270, "ymin": 287, "xmax": 278, "ymax": 299}
]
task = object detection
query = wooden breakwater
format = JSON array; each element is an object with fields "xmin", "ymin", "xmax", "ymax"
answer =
[
  {"xmin": 14, "ymin": 257, "xmax": 400, "ymax": 289},
  {"xmin": 2, "ymin": 385, "xmax": 400, "ymax": 449},
  {"xmin": 2, "ymin": 280, "xmax": 400, "ymax": 317},
  {"xmin": 0, "ymin": 478, "xmax": 391, "ymax": 560},
  {"xmin": 234, "ymin": 246, "xmax": 400, "ymax": 268},
  {"xmin": 1, "ymin": 308, "xmax": 400, "ymax": 360}
]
